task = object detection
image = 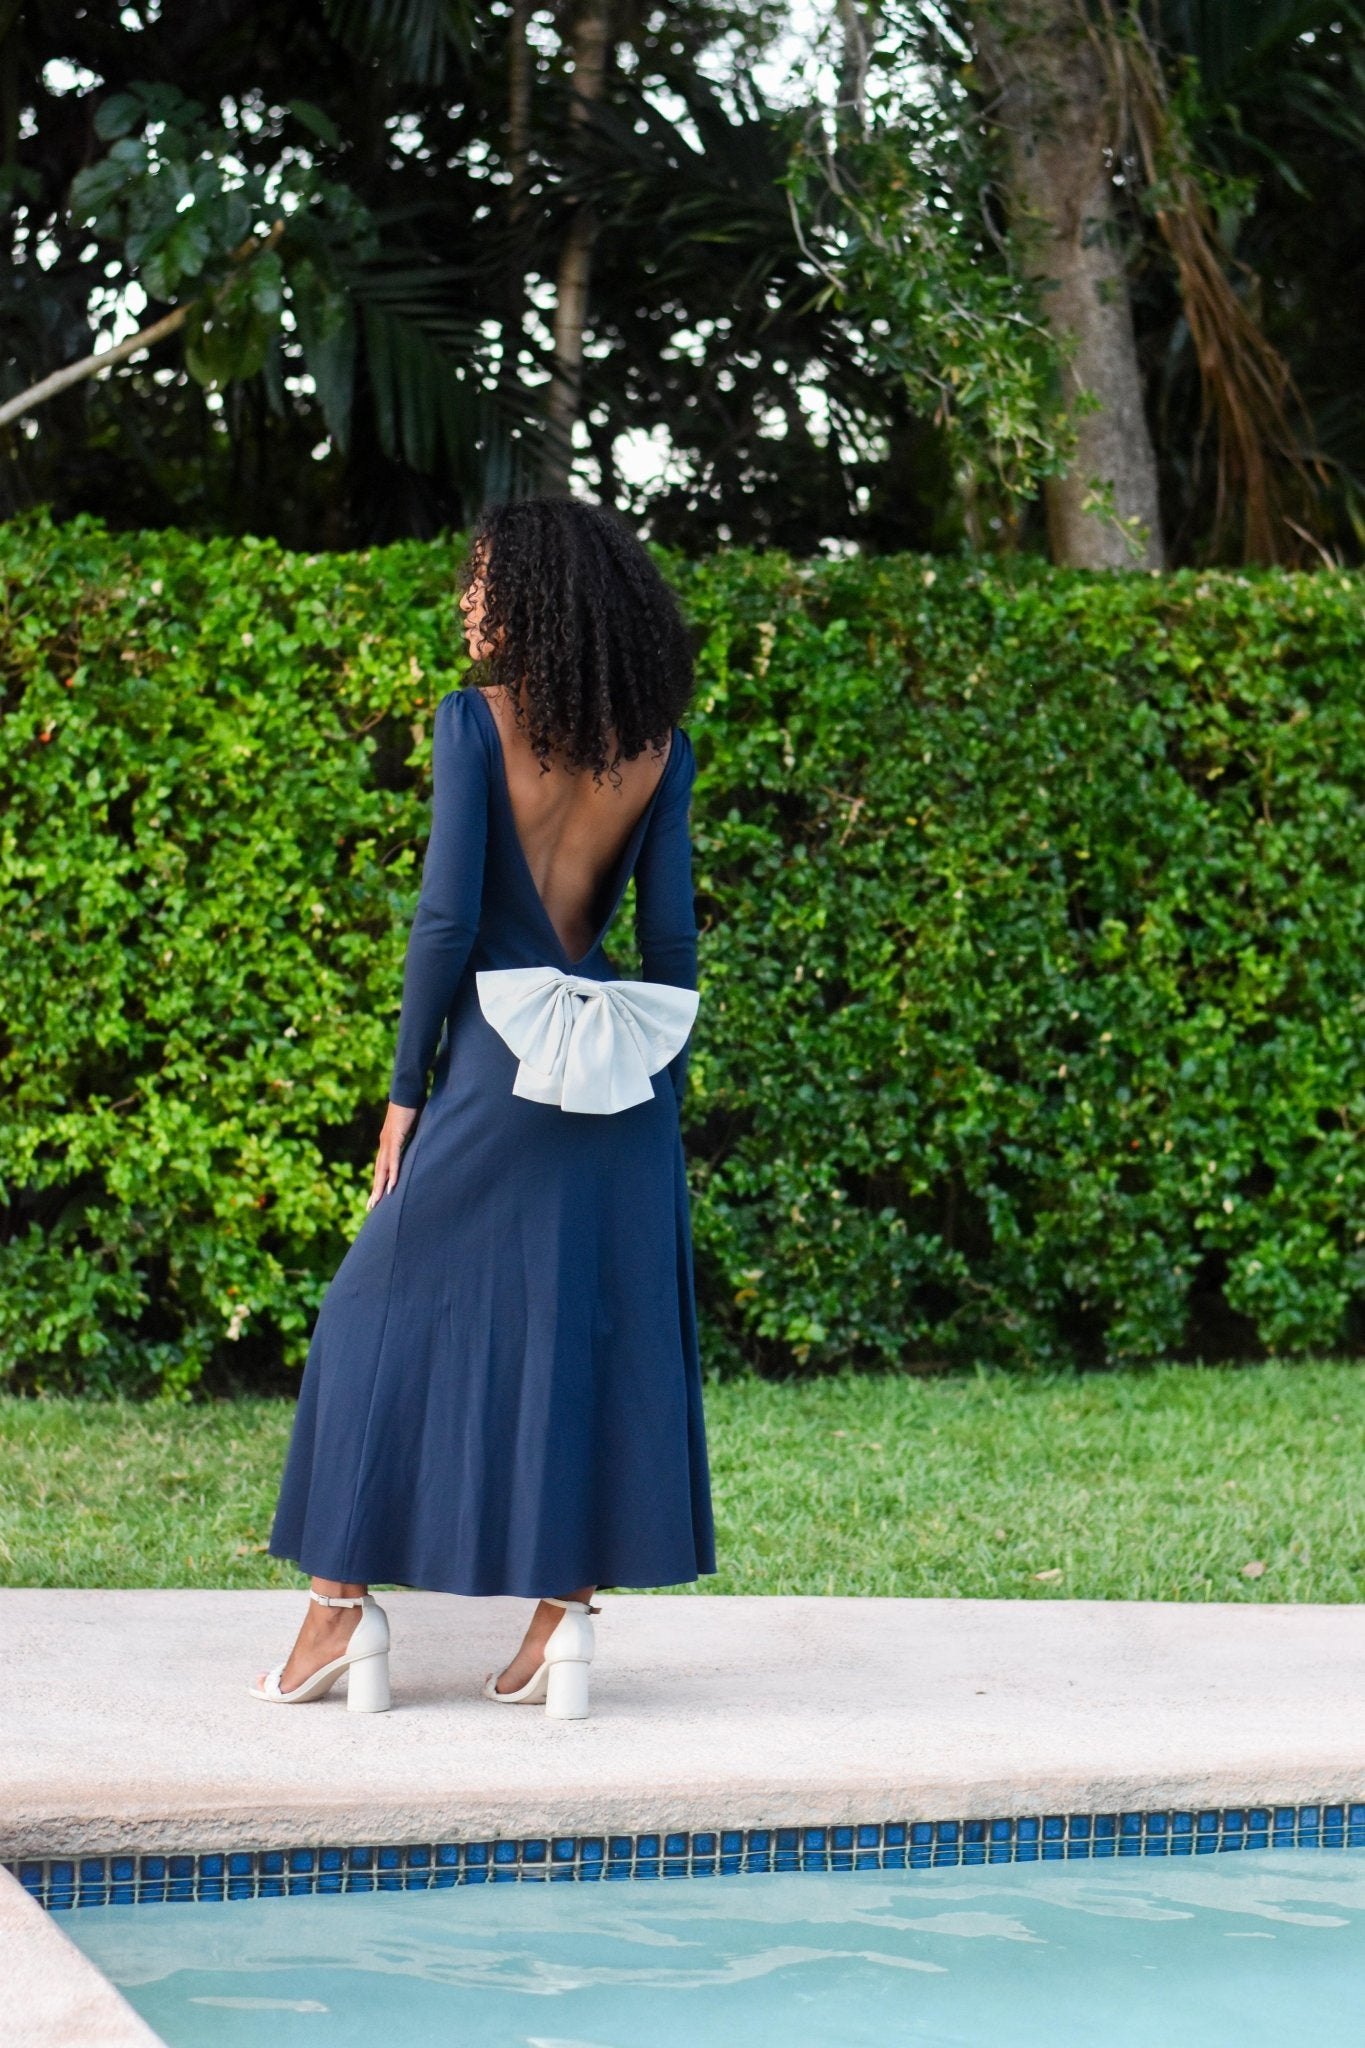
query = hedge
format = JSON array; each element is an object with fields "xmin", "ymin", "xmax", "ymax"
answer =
[{"xmin": 2, "ymin": 509, "xmax": 1364, "ymax": 1393}]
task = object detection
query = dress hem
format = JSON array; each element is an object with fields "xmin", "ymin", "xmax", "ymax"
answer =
[{"xmin": 267, "ymin": 1540, "xmax": 718, "ymax": 1599}]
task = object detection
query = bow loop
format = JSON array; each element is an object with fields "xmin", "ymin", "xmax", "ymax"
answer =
[{"xmin": 475, "ymin": 966, "xmax": 699, "ymax": 1113}]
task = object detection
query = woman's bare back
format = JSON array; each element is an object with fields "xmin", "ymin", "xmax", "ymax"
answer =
[{"xmin": 475, "ymin": 686, "xmax": 673, "ymax": 962}]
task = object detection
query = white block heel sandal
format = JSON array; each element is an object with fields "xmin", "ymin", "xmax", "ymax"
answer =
[
  {"xmin": 482, "ymin": 1596, "xmax": 600, "ymax": 1719},
  {"xmin": 249, "ymin": 1591, "xmax": 392, "ymax": 1712}
]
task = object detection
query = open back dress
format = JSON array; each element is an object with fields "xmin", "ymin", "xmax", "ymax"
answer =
[{"xmin": 267, "ymin": 684, "xmax": 716, "ymax": 1596}]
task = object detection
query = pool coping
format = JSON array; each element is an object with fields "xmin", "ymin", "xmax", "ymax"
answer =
[
  {"xmin": 0, "ymin": 1867, "xmax": 163, "ymax": 2044},
  {"xmin": 6, "ymin": 1590, "xmax": 1364, "ymax": 1853}
]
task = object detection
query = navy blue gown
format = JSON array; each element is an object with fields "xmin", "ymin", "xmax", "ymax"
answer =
[{"xmin": 268, "ymin": 685, "xmax": 716, "ymax": 1596}]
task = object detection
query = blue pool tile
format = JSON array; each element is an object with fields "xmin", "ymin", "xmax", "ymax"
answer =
[
  {"xmin": 347, "ymin": 1848, "xmax": 373, "ymax": 1870},
  {"xmin": 288, "ymin": 1848, "xmax": 315, "ymax": 1875},
  {"xmin": 911, "ymin": 1823, "xmax": 934, "ymax": 1846},
  {"xmin": 579, "ymin": 1840, "xmax": 604, "ymax": 1863},
  {"xmin": 18, "ymin": 1864, "xmax": 43, "ymax": 1898},
  {"xmin": 776, "ymin": 1829, "xmax": 799, "ymax": 1853},
  {"xmin": 693, "ymin": 1834, "xmax": 716, "ymax": 1856},
  {"xmin": 990, "ymin": 1819, "xmax": 1012, "ymax": 1843},
  {"xmin": 964, "ymin": 1820, "xmax": 986, "ymax": 1846},
  {"xmin": 200, "ymin": 1854, "xmax": 224, "ymax": 1879},
  {"xmin": 803, "ymin": 1828, "xmax": 826, "ymax": 1852},
  {"xmin": 855, "ymin": 1851, "xmax": 880, "ymax": 1870},
  {"xmin": 1068, "ymin": 1815, "xmax": 1091, "ymax": 1841},
  {"xmin": 551, "ymin": 1839, "xmax": 576, "ymax": 1864},
  {"xmin": 857, "ymin": 1825, "xmax": 880, "ymax": 1849},
  {"xmin": 832, "ymin": 1827, "xmax": 854, "ymax": 1851},
  {"xmin": 885, "ymin": 1824, "xmax": 906, "ymax": 1848},
  {"xmin": 935, "ymin": 1821, "xmax": 959, "ymax": 1845},
  {"xmin": 493, "ymin": 1842, "xmax": 519, "ymax": 1866},
  {"xmin": 1042, "ymin": 1816, "xmax": 1065, "ymax": 1840},
  {"xmin": 260, "ymin": 1850, "xmax": 286, "ymax": 1877},
  {"xmin": 720, "ymin": 1831, "xmax": 743, "ymax": 1856},
  {"xmin": 522, "ymin": 1842, "xmax": 546, "ymax": 1865},
  {"xmin": 1016, "ymin": 1818, "xmax": 1038, "ymax": 1844},
  {"xmin": 437, "ymin": 1844, "xmax": 461, "ymax": 1868}
]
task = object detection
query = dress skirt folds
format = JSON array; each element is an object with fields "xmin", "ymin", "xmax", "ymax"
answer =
[{"xmin": 267, "ymin": 684, "xmax": 716, "ymax": 1597}]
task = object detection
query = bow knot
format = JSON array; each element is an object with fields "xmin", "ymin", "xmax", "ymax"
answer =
[{"xmin": 475, "ymin": 966, "xmax": 699, "ymax": 1114}]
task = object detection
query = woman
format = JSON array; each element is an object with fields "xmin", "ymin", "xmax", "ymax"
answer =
[{"xmin": 254, "ymin": 496, "xmax": 716, "ymax": 1718}]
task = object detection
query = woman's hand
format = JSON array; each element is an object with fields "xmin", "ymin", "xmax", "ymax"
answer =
[{"xmin": 368, "ymin": 1102, "xmax": 420, "ymax": 1211}]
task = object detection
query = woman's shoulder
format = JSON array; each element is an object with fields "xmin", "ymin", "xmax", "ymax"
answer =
[{"xmin": 429, "ymin": 687, "xmax": 494, "ymax": 783}]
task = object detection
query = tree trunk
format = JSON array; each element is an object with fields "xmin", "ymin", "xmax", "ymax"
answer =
[
  {"xmin": 502, "ymin": 0, "xmax": 533, "ymax": 386},
  {"xmin": 543, "ymin": 0, "xmax": 612, "ymax": 495},
  {"xmin": 977, "ymin": 0, "xmax": 1164, "ymax": 568}
]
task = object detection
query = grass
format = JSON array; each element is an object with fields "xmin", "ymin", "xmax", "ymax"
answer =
[{"xmin": 1, "ymin": 1360, "xmax": 1362, "ymax": 1601}]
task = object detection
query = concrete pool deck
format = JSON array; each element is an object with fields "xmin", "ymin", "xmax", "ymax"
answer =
[{"xmin": 3, "ymin": 1590, "xmax": 1362, "ymax": 1863}]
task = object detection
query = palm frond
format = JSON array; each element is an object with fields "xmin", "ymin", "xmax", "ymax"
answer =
[
  {"xmin": 343, "ymin": 256, "xmax": 543, "ymax": 488},
  {"xmin": 321, "ymin": 0, "xmax": 486, "ymax": 86}
]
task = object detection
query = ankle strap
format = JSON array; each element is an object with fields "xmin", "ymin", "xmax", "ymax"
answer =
[
  {"xmin": 544, "ymin": 1595, "xmax": 601, "ymax": 1615},
  {"xmin": 309, "ymin": 1590, "xmax": 367, "ymax": 1608}
]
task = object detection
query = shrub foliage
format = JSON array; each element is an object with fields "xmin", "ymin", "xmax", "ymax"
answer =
[{"xmin": 3, "ymin": 511, "xmax": 1364, "ymax": 1391}]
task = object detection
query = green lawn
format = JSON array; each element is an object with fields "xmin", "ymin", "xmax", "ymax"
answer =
[{"xmin": 1, "ymin": 1361, "xmax": 1362, "ymax": 1601}]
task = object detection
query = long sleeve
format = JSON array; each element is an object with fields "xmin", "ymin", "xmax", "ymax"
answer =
[
  {"xmin": 634, "ymin": 728, "xmax": 699, "ymax": 1111},
  {"xmin": 389, "ymin": 691, "xmax": 489, "ymax": 1108}
]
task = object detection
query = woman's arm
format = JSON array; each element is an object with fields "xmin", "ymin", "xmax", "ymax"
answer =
[
  {"xmin": 371, "ymin": 693, "xmax": 488, "ymax": 1202},
  {"xmin": 633, "ymin": 730, "xmax": 700, "ymax": 1111}
]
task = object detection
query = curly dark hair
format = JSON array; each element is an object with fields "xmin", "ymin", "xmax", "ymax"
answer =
[{"xmin": 458, "ymin": 496, "xmax": 696, "ymax": 786}]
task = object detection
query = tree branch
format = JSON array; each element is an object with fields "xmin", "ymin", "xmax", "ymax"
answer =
[{"xmin": 0, "ymin": 221, "xmax": 286, "ymax": 432}]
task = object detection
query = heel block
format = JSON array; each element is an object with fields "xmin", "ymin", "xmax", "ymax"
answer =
[{"xmin": 346, "ymin": 1651, "xmax": 392, "ymax": 1714}]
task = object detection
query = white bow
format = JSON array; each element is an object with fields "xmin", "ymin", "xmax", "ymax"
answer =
[{"xmin": 475, "ymin": 966, "xmax": 700, "ymax": 1114}]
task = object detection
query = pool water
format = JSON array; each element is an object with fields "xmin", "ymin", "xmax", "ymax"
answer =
[{"xmin": 65, "ymin": 1850, "xmax": 1365, "ymax": 2048}]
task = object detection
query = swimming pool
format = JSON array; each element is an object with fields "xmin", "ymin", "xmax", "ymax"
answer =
[{"xmin": 58, "ymin": 1847, "xmax": 1365, "ymax": 2047}]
